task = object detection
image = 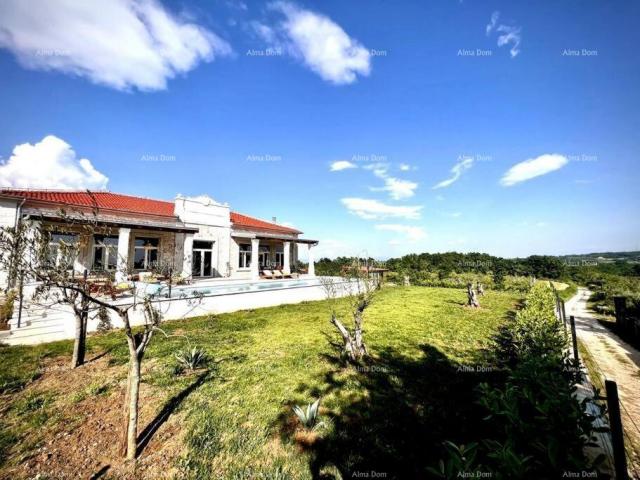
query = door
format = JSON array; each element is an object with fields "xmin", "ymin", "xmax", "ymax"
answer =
[{"xmin": 192, "ymin": 241, "xmax": 215, "ymax": 277}]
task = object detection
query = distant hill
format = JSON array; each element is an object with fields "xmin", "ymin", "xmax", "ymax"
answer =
[{"xmin": 557, "ymin": 251, "xmax": 640, "ymax": 264}]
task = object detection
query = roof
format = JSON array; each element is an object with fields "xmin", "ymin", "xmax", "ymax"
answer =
[
  {"xmin": 1, "ymin": 189, "xmax": 301, "ymax": 235},
  {"xmin": 230, "ymin": 212, "xmax": 301, "ymax": 235},
  {"xmin": 2, "ymin": 189, "xmax": 175, "ymax": 217}
]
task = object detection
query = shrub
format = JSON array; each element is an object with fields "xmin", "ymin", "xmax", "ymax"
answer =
[
  {"xmin": 175, "ymin": 346, "xmax": 208, "ymax": 372},
  {"xmin": 292, "ymin": 398, "xmax": 324, "ymax": 431},
  {"xmin": 96, "ymin": 305, "xmax": 113, "ymax": 332},
  {"xmin": 434, "ymin": 283, "xmax": 603, "ymax": 478},
  {"xmin": 0, "ymin": 290, "xmax": 15, "ymax": 328}
]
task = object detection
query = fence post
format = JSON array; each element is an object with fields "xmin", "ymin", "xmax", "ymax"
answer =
[
  {"xmin": 569, "ymin": 315, "xmax": 579, "ymax": 362},
  {"xmin": 605, "ymin": 380, "xmax": 628, "ymax": 480},
  {"xmin": 613, "ymin": 296, "xmax": 628, "ymax": 332},
  {"xmin": 561, "ymin": 300, "xmax": 567, "ymax": 331}
]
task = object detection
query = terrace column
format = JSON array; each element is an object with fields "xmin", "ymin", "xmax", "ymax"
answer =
[
  {"xmin": 182, "ymin": 233, "xmax": 194, "ymax": 278},
  {"xmin": 307, "ymin": 243, "xmax": 315, "ymax": 277},
  {"xmin": 283, "ymin": 241, "xmax": 291, "ymax": 275},
  {"xmin": 250, "ymin": 238, "xmax": 260, "ymax": 280},
  {"xmin": 115, "ymin": 227, "xmax": 130, "ymax": 283}
]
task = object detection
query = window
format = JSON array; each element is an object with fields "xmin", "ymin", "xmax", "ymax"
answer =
[
  {"xmin": 239, "ymin": 244, "xmax": 251, "ymax": 269},
  {"xmin": 134, "ymin": 237, "xmax": 159, "ymax": 270},
  {"xmin": 92, "ymin": 235, "xmax": 118, "ymax": 271},
  {"xmin": 47, "ymin": 233, "xmax": 78, "ymax": 269}
]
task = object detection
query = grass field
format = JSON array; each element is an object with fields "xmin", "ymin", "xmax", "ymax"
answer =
[{"xmin": 0, "ymin": 286, "xmax": 521, "ymax": 479}]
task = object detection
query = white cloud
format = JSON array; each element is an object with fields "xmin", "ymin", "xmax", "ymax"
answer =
[
  {"xmin": 399, "ymin": 163, "xmax": 411, "ymax": 171},
  {"xmin": 433, "ymin": 157, "xmax": 474, "ymax": 189},
  {"xmin": 0, "ymin": 135, "xmax": 109, "ymax": 190},
  {"xmin": 0, "ymin": 0, "xmax": 231, "ymax": 91},
  {"xmin": 330, "ymin": 160, "xmax": 357, "ymax": 171},
  {"xmin": 500, "ymin": 153, "xmax": 568, "ymax": 186},
  {"xmin": 486, "ymin": 11, "xmax": 500, "ymax": 35},
  {"xmin": 265, "ymin": 1, "xmax": 371, "ymax": 84},
  {"xmin": 485, "ymin": 11, "xmax": 522, "ymax": 58},
  {"xmin": 375, "ymin": 224, "xmax": 427, "ymax": 243},
  {"xmin": 341, "ymin": 198, "xmax": 422, "ymax": 220},
  {"xmin": 363, "ymin": 162, "xmax": 389, "ymax": 178},
  {"xmin": 372, "ymin": 177, "xmax": 418, "ymax": 200},
  {"xmin": 497, "ymin": 25, "xmax": 522, "ymax": 58},
  {"xmin": 363, "ymin": 162, "xmax": 418, "ymax": 199}
]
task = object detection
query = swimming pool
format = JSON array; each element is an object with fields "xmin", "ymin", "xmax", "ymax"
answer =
[{"xmin": 135, "ymin": 277, "xmax": 324, "ymax": 299}]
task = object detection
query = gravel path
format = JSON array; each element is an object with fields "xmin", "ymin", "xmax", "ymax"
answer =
[{"xmin": 566, "ymin": 287, "xmax": 640, "ymax": 475}]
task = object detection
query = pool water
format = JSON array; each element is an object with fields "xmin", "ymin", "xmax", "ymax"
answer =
[{"xmin": 135, "ymin": 278, "xmax": 322, "ymax": 299}]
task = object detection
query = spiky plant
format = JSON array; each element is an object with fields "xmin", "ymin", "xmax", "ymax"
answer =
[
  {"xmin": 174, "ymin": 346, "xmax": 208, "ymax": 371},
  {"xmin": 292, "ymin": 398, "xmax": 325, "ymax": 431}
]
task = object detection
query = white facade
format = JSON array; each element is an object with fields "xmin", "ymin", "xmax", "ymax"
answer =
[{"xmin": 0, "ymin": 192, "xmax": 317, "ymax": 288}]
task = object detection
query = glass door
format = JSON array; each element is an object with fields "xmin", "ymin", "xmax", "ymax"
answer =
[{"xmin": 192, "ymin": 241, "xmax": 214, "ymax": 277}]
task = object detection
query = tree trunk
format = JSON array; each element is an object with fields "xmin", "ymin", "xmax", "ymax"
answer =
[
  {"xmin": 467, "ymin": 283, "xmax": 480, "ymax": 308},
  {"xmin": 122, "ymin": 339, "xmax": 141, "ymax": 460},
  {"xmin": 331, "ymin": 313, "xmax": 367, "ymax": 363},
  {"xmin": 71, "ymin": 309, "xmax": 87, "ymax": 368},
  {"xmin": 121, "ymin": 329, "xmax": 142, "ymax": 460},
  {"xmin": 126, "ymin": 355, "xmax": 141, "ymax": 460}
]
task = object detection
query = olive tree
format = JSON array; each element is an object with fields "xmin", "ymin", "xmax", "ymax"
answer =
[
  {"xmin": 0, "ymin": 213, "xmax": 180, "ymax": 460},
  {"xmin": 322, "ymin": 263, "xmax": 377, "ymax": 363}
]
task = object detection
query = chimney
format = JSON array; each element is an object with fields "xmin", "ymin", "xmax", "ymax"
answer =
[{"xmin": 272, "ymin": 216, "xmax": 277, "ymax": 223}]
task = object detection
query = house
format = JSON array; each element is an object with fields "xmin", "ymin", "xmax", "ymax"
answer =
[{"xmin": 0, "ymin": 189, "xmax": 318, "ymax": 287}]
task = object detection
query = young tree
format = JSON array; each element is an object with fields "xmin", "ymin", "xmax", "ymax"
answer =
[
  {"xmin": 0, "ymin": 215, "xmax": 178, "ymax": 459},
  {"xmin": 0, "ymin": 216, "xmax": 98, "ymax": 368},
  {"xmin": 322, "ymin": 264, "xmax": 376, "ymax": 363}
]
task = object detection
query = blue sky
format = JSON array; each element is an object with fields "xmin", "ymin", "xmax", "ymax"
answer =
[{"xmin": 0, "ymin": 0, "xmax": 638, "ymax": 259}]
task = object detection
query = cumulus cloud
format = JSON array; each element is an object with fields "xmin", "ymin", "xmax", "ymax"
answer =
[
  {"xmin": 0, "ymin": 135, "xmax": 109, "ymax": 190},
  {"xmin": 0, "ymin": 0, "xmax": 231, "ymax": 91},
  {"xmin": 372, "ymin": 177, "xmax": 418, "ymax": 200},
  {"xmin": 262, "ymin": 1, "xmax": 371, "ymax": 84},
  {"xmin": 500, "ymin": 153, "xmax": 568, "ymax": 186},
  {"xmin": 330, "ymin": 160, "xmax": 357, "ymax": 171},
  {"xmin": 375, "ymin": 224, "xmax": 427, "ymax": 243},
  {"xmin": 485, "ymin": 11, "xmax": 522, "ymax": 58},
  {"xmin": 433, "ymin": 157, "xmax": 474, "ymax": 189},
  {"xmin": 341, "ymin": 198, "xmax": 422, "ymax": 220}
]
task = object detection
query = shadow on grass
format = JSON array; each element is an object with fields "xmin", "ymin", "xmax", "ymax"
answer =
[
  {"xmin": 137, "ymin": 370, "xmax": 211, "ymax": 456},
  {"xmin": 279, "ymin": 343, "xmax": 506, "ymax": 480}
]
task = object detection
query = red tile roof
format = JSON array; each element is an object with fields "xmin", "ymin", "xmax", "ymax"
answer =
[
  {"xmin": 230, "ymin": 212, "xmax": 301, "ymax": 235},
  {"xmin": 1, "ymin": 189, "xmax": 175, "ymax": 217},
  {"xmin": 0, "ymin": 189, "xmax": 301, "ymax": 235}
]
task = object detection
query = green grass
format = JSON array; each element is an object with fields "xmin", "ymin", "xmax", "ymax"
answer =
[{"xmin": 0, "ymin": 286, "xmax": 520, "ymax": 479}]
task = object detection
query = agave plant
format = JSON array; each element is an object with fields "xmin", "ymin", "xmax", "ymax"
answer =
[
  {"xmin": 292, "ymin": 398, "xmax": 325, "ymax": 431},
  {"xmin": 174, "ymin": 346, "xmax": 208, "ymax": 371}
]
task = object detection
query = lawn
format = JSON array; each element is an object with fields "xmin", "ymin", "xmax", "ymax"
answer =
[{"xmin": 0, "ymin": 286, "xmax": 521, "ymax": 479}]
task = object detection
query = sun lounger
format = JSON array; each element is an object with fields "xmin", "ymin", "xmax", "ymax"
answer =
[{"xmin": 262, "ymin": 269, "xmax": 275, "ymax": 279}]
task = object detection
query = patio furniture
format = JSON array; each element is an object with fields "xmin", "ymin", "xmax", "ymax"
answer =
[
  {"xmin": 273, "ymin": 270, "xmax": 283, "ymax": 279},
  {"xmin": 261, "ymin": 269, "xmax": 275, "ymax": 279}
]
